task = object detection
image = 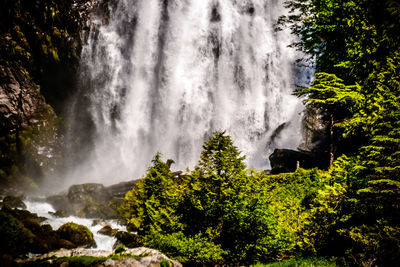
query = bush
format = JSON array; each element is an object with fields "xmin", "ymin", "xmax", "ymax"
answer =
[
  {"xmin": 114, "ymin": 245, "xmax": 126, "ymax": 254},
  {"xmin": 144, "ymin": 231, "xmax": 226, "ymax": 265}
]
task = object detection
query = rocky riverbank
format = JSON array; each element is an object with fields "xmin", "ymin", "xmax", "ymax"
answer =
[{"xmin": 0, "ymin": 189, "xmax": 181, "ymax": 266}]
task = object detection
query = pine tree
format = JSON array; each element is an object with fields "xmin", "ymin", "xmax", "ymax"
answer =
[{"xmin": 295, "ymin": 73, "xmax": 364, "ymax": 165}]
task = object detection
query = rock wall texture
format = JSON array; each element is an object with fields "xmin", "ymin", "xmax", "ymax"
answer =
[{"xmin": 0, "ymin": 0, "xmax": 101, "ymax": 190}]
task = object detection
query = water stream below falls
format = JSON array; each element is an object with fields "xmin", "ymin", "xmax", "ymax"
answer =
[
  {"xmin": 24, "ymin": 200, "xmax": 126, "ymax": 251},
  {"xmin": 65, "ymin": 0, "xmax": 312, "ymax": 186}
]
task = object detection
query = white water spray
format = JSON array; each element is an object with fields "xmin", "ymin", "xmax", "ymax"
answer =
[{"xmin": 67, "ymin": 0, "xmax": 309, "ymax": 185}]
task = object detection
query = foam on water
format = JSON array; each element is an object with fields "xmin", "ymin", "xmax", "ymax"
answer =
[{"xmin": 25, "ymin": 200, "xmax": 125, "ymax": 251}]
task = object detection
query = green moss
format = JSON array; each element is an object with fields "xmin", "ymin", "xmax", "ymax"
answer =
[
  {"xmin": 114, "ymin": 245, "xmax": 126, "ymax": 254},
  {"xmin": 160, "ymin": 259, "xmax": 172, "ymax": 267},
  {"xmin": 0, "ymin": 211, "xmax": 35, "ymax": 255},
  {"xmin": 57, "ymin": 222, "xmax": 95, "ymax": 247}
]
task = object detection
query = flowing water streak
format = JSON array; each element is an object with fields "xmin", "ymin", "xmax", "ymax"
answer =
[{"xmin": 67, "ymin": 0, "xmax": 307, "ymax": 185}]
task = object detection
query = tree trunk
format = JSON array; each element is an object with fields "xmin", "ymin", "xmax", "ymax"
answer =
[{"xmin": 329, "ymin": 113, "xmax": 335, "ymax": 166}]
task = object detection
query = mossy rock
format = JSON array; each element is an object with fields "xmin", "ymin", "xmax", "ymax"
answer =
[
  {"xmin": 21, "ymin": 218, "xmax": 42, "ymax": 234},
  {"xmin": 114, "ymin": 231, "xmax": 143, "ymax": 248},
  {"xmin": 55, "ymin": 239, "xmax": 76, "ymax": 249},
  {"xmin": 68, "ymin": 183, "xmax": 112, "ymax": 204},
  {"xmin": 98, "ymin": 225, "xmax": 117, "ymax": 236},
  {"xmin": 57, "ymin": 222, "xmax": 96, "ymax": 248},
  {"xmin": 0, "ymin": 210, "xmax": 35, "ymax": 255},
  {"xmin": 83, "ymin": 202, "xmax": 117, "ymax": 219}
]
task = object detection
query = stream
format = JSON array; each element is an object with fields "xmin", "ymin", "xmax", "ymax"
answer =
[{"xmin": 24, "ymin": 199, "xmax": 126, "ymax": 252}]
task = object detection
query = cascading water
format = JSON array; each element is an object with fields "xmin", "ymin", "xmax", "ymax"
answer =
[{"xmin": 66, "ymin": 0, "xmax": 310, "ymax": 186}]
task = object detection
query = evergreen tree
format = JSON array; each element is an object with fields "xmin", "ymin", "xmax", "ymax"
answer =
[{"xmin": 295, "ymin": 73, "xmax": 364, "ymax": 165}]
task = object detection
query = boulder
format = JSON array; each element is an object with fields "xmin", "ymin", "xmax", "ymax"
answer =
[
  {"xmin": 50, "ymin": 209, "xmax": 68, "ymax": 217},
  {"xmin": 82, "ymin": 202, "xmax": 116, "ymax": 219},
  {"xmin": 114, "ymin": 231, "xmax": 143, "ymax": 248},
  {"xmin": 106, "ymin": 180, "xmax": 136, "ymax": 198},
  {"xmin": 57, "ymin": 222, "xmax": 96, "ymax": 248},
  {"xmin": 0, "ymin": 210, "xmax": 35, "ymax": 255},
  {"xmin": 98, "ymin": 225, "xmax": 117, "ymax": 236},
  {"xmin": 46, "ymin": 194, "xmax": 69, "ymax": 213},
  {"xmin": 47, "ymin": 183, "xmax": 119, "ymax": 219},
  {"xmin": 68, "ymin": 183, "xmax": 112, "ymax": 204},
  {"xmin": 0, "ymin": 207, "xmax": 73, "ymax": 254},
  {"xmin": 126, "ymin": 222, "xmax": 138, "ymax": 233},
  {"xmin": 92, "ymin": 219, "xmax": 108, "ymax": 227},
  {"xmin": 2, "ymin": 195, "xmax": 26, "ymax": 209}
]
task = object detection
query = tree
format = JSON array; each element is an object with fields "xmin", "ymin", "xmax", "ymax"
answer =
[
  {"xmin": 180, "ymin": 131, "xmax": 281, "ymax": 263},
  {"xmin": 295, "ymin": 73, "xmax": 364, "ymax": 165},
  {"xmin": 281, "ymin": 0, "xmax": 400, "ymax": 265},
  {"xmin": 119, "ymin": 153, "xmax": 183, "ymax": 235}
]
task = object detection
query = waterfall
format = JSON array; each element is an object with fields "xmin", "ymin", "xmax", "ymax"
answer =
[{"xmin": 66, "ymin": 0, "xmax": 310, "ymax": 186}]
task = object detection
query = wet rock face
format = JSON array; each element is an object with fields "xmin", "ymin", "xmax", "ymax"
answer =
[
  {"xmin": 300, "ymin": 107, "xmax": 330, "ymax": 155},
  {"xmin": 47, "ymin": 181, "xmax": 136, "ymax": 219},
  {"xmin": 0, "ymin": 64, "xmax": 61, "ymax": 189},
  {"xmin": 1, "ymin": 195, "xmax": 27, "ymax": 209},
  {"xmin": 68, "ymin": 183, "xmax": 112, "ymax": 204}
]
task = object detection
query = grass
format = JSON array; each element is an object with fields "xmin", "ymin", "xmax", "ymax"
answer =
[{"xmin": 252, "ymin": 257, "xmax": 338, "ymax": 267}]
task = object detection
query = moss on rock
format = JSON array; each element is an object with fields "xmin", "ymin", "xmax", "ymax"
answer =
[
  {"xmin": 0, "ymin": 210, "xmax": 35, "ymax": 255},
  {"xmin": 57, "ymin": 222, "xmax": 96, "ymax": 248}
]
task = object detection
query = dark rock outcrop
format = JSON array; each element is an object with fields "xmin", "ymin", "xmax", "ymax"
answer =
[
  {"xmin": 114, "ymin": 231, "xmax": 143, "ymax": 249},
  {"xmin": 47, "ymin": 181, "xmax": 136, "ymax": 219},
  {"xmin": 1, "ymin": 195, "xmax": 26, "ymax": 209},
  {"xmin": 269, "ymin": 149, "xmax": 324, "ymax": 174},
  {"xmin": 0, "ymin": 0, "xmax": 104, "ymax": 191},
  {"xmin": 0, "ymin": 206, "xmax": 86, "ymax": 256},
  {"xmin": 106, "ymin": 180, "xmax": 137, "ymax": 198},
  {"xmin": 48, "ymin": 183, "xmax": 116, "ymax": 219},
  {"xmin": 98, "ymin": 225, "xmax": 117, "ymax": 236},
  {"xmin": 68, "ymin": 183, "xmax": 112, "ymax": 205}
]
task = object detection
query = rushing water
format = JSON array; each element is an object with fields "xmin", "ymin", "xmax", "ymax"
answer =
[
  {"xmin": 24, "ymin": 200, "xmax": 125, "ymax": 251},
  {"xmin": 66, "ymin": 0, "xmax": 310, "ymax": 186}
]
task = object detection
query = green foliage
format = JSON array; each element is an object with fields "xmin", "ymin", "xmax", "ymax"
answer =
[
  {"xmin": 296, "ymin": 73, "xmax": 364, "ymax": 119},
  {"xmin": 114, "ymin": 245, "xmax": 126, "ymax": 254},
  {"xmin": 144, "ymin": 231, "xmax": 226, "ymax": 265},
  {"xmin": 160, "ymin": 259, "xmax": 171, "ymax": 267},
  {"xmin": 252, "ymin": 257, "xmax": 337, "ymax": 267},
  {"xmin": 121, "ymin": 132, "xmax": 331, "ymax": 264},
  {"xmin": 119, "ymin": 152, "xmax": 184, "ymax": 235},
  {"xmin": 281, "ymin": 0, "xmax": 400, "ymax": 265}
]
